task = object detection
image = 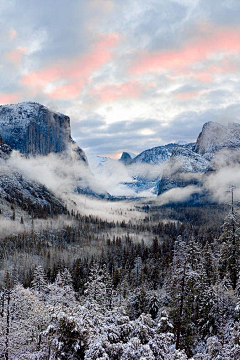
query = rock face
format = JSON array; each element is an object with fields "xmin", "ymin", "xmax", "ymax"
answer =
[
  {"xmin": 0, "ymin": 134, "xmax": 12, "ymax": 160},
  {"xmin": 0, "ymin": 136, "xmax": 65, "ymax": 216},
  {"xmin": 0, "ymin": 172, "xmax": 65, "ymax": 216},
  {"xmin": 158, "ymin": 121, "xmax": 240, "ymax": 198},
  {"xmin": 194, "ymin": 121, "xmax": 240, "ymax": 160},
  {"xmin": 0, "ymin": 102, "xmax": 87, "ymax": 162},
  {"xmin": 119, "ymin": 152, "xmax": 133, "ymax": 165}
]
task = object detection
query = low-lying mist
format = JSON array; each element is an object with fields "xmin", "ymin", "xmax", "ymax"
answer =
[
  {"xmin": 156, "ymin": 148, "xmax": 240, "ymax": 206},
  {"xmin": 1, "ymin": 146, "xmax": 239, "ymax": 229},
  {"xmin": 0, "ymin": 149, "xmax": 144, "ymax": 224}
]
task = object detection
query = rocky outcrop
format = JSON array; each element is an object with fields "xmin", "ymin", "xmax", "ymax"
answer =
[
  {"xmin": 0, "ymin": 134, "xmax": 12, "ymax": 160},
  {"xmin": 194, "ymin": 121, "xmax": 240, "ymax": 160},
  {"xmin": 119, "ymin": 152, "xmax": 133, "ymax": 165},
  {"xmin": 0, "ymin": 135, "xmax": 65, "ymax": 216},
  {"xmin": 0, "ymin": 102, "xmax": 87, "ymax": 162},
  {"xmin": 0, "ymin": 172, "xmax": 66, "ymax": 216},
  {"xmin": 157, "ymin": 121, "xmax": 240, "ymax": 198}
]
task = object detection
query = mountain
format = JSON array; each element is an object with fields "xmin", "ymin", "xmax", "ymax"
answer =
[
  {"xmin": 115, "ymin": 121, "xmax": 240, "ymax": 200},
  {"xmin": 158, "ymin": 121, "xmax": 240, "ymax": 199},
  {"xmin": 118, "ymin": 143, "xmax": 195, "ymax": 196},
  {"xmin": 158, "ymin": 145, "xmax": 210, "ymax": 195},
  {"xmin": 0, "ymin": 102, "xmax": 87, "ymax": 162},
  {"xmin": 194, "ymin": 121, "xmax": 240, "ymax": 160},
  {"xmin": 1, "ymin": 102, "xmax": 239, "ymax": 204},
  {"xmin": 131, "ymin": 143, "xmax": 178, "ymax": 164},
  {"xmin": 0, "ymin": 136, "xmax": 65, "ymax": 218},
  {"xmin": 119, "ymin": 152, "xmax": 135, "ymax": 165},
  {"xmin": 0, "ymin": 102, "xmax": 112, "ymax": 210},
  {"xmin": 0, "ymin": 134, "xmax": 12, "ymax": 160}
]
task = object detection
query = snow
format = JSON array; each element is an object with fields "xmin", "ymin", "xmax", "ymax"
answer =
[
  {"xmin": 195, "ymin": 121, "xmax": 240, "ymax": 160},
  {"xmin": 132, "ymin": 143, "xmax": 180, "ymax": 164},
  {"xmin": 170, "ymin": 146, "xmax": 210, "ymax": 173}
]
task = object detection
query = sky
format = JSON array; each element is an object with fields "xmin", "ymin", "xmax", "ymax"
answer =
[{"xmin": 1, "ymin": 0, "xmax": 240, "ymax": 157}]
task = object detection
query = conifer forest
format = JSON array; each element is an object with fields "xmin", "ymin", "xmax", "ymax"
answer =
[{"xmin": 1, "ymin": 202, "xmax": 239, "ymax": 359}]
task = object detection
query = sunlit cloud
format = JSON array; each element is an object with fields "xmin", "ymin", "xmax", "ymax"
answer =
[
  {"xmin": 131, "ymin": 25, "xmax": 240, "ymax": 76},
  {"xmin": 1, "ymin": 0, "xmax": 240, "ymax": 156},
  {"xmin": 22, "ymin": 33, "xmax": 120, "ymax": 99},
  {"xmin": 0, "ymin": 93, "xmax": 20, "ymax": 105},
  {"xmin": 91, "ymin": 81, "xmax": 143, "ymax": 102},
  {"xmin": 8, "ymin": 28, "xmax": 17, "ymax": 39},
  {"xmin": 5, "ymin": 46, "xmax": 28, "ymax": 65}
]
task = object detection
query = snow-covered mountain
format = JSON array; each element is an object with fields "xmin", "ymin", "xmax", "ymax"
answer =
[
  {"xmin": 131, "ymin": 143, "xmax": 178, "ymax": 164},
  {"xmin": 113, "ymin": 121, "xmax": 240, "ymax": 199},
  {"xmin": 1, "ymin": 101, "xmax": 240, "ymax": 204},
  {"xmin": 194, "ymin": 121, "xmax": 240, "ymax": 160},
  {"xmin": 0, "ymin": 102, "xmax": 87, "ymax": 162},
  {"xmin": 158, "ymin": 121, "xmax": 240, "ymax": 198},
  {"xmin": 158, "ymin": 145, "xmax": 210, "ymax": 195},
  {"xmin": 88, "ymin": 155, "xmax": 110, "ymax": 169},
  {"xmin": 0, "ymin": 102, "xmax": 110, "ymax": 219},
  {"xmin": 0, "ymin": 136, "xmax": 65, "ymax": 218}
]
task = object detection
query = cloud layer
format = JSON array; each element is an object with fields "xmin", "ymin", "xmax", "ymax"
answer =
[{"xmin": 1, "ymin": 0, "xmax": 240, "ymax": 156}]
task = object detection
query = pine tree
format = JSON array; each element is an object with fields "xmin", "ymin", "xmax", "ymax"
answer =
[
  {"xmin": 0, "ymin": 271, "xmax": 12, "ymax": 360},
  {"xmin": 31, "ymin": 266, "xmax": 48, "ymax": 296},
  {"xmin": 219, "ymin": 192, "xmax": 240, "ymax": 290},
  {"xmin": 84, "ymin": 263, "xmax": 113, "ymax": 309},
  {"xmin": 169, "ymin": 235, "xmax": 206, "ymax": 350}
]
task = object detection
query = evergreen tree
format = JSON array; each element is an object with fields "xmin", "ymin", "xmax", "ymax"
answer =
[
  {"xmin": 31, "ymin": 266, "xmax": 49, "ymax": 296},
  {"xmin": 219, "ymin": 207, "xmax": 240, "ymax": 290}
]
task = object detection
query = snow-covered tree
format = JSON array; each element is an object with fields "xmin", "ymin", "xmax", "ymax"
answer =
[
  {"xmin": 169, "ymin": 235, "xmax": 208, "ymax": 350},
  {"xmin": 31, "ymin": 265, "xmax": 48, "ymax": 295},
  {"xmin": 219, "ymin": 208, "xmax": 240, "ymax": 290},
  {"xmin": 84, "ymin": 263, "xmax": 113, "ymax": 310},
  {"xmin": 48, "ymin": 269, "xmax": 75, "ymax": 307}
]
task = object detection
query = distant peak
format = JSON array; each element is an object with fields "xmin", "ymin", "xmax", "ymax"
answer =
[{"xmin": 119, "ymin": 152, "xmax": 134, "ymax": 165}]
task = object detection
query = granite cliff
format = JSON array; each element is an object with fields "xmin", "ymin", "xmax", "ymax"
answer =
[{"xmin": 0, "ymin": 102, "xmax": 87, "ymax": 162}]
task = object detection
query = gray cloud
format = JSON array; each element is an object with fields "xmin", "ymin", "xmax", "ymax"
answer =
[
  {"xmin": 1, "ymin": 0, "xmax": 240, "ymax": 158},
  {"xmin": 72, "ymin": 102, "xmax": 240, "ymax": 156}
]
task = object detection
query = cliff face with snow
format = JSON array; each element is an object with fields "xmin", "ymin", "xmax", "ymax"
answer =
[
  {"xmin": 157, "ymin": 145, "xmax": 210, "ymax": 195},
  {"xmin": 158, "ymin": 122, "xmax": 240, "ymax": 196},
  {"xmin": 116, "ymin": 121, "xmax": 240, "ymax": 198},
  {"xmin": 0, "ymin": 102, "xmax": 93, "ymax": 218},
  {"xmin": 0, "ymin": 102, "xmax": 87, "ymax": 162},
  {"xmin": 0, "ymin": 134, "xmax": 12, "ymax": 160},
  {"xmin": 0, "ymin": 135, "xmax": 65, "ymax": 216},
  {"xmin": 194, "ymin": 121, "xmax": 240, "ymax": 159}
]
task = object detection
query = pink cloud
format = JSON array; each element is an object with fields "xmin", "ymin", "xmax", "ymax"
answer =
[
  {"xmin": 22, "ymin": 33, "xmax": 119, "ymax": 99},
  {"xmin": 0, "ymin": 93, "xmax": 20, "ymax": 105},
  {"xmin": 191, "ymin": 72, "xmax": 213, "ymax": 83},
  {"xmin": 107, "ymin": 152, "xmax": 122, "ymax": 159},
  {"xmin": 5, "ymin": 46, "xmax": 28, "ymax": 65},
  {"xmin": 131, "ymin": 25, "xmax": 240, "ymax": 75},
  {"xmin": 9, "ymin": 29, "xmax": 17, "ymax": 39},
  {"xmin": 174, "ymin": 91, "xmax": 200, "ymax": 100},
  {"xmin": 190, "ymin": 59, "xmax": 238, "ymax": 83},
  {"xmin": 48, "ymin": 83, "xmax": 84, "ymax": 99},
  {"xmin": 91, "ymin": 81, "xmax": 143, "ymax": 102}
]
